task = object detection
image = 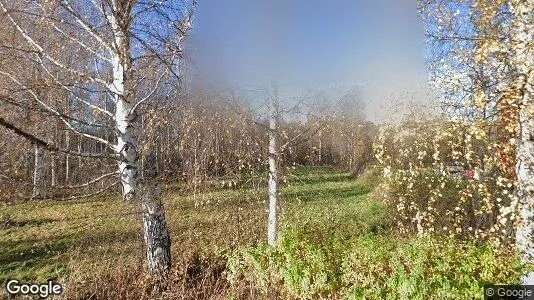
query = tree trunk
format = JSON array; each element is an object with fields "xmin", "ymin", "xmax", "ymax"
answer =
[
  {"xmin": 512, "ymin": 0, "xmax": 534, "ymax": 285},
  {"xmin": 77, "ymin": 137, "xmax": 82, "ymax": 168},
  {"xmin": 51, "ymin": 154, "xmax": 57, "ymax": 187},
  {"xmin": 115, "ymin": 95, "xmax": 139, "ymax": 201},
  {"xmin": 65, "ymin": 131, "xmax": 70, "ymax": 182},
  {"xmin": 267, "ymin": 83, "xmax": 279, "ymax": 246},
  {"xmin": 108, "ymin": 1, "xmax": 170, "ymax": 278},
  {"xmin": 142, "ymin": 152, "xmax": 171, "ymax": 276},
  {"xmin": 110, "ymin": 9, "xmax": 139, "ymax": 201},
  {"xmin": 32, "ymin": 145, "xmax": 45, "ymax": 198},
  {"xmin": 51, "ymin": 102, "xmax": 58, "ymax": 187},
  {"xmin": 318, "ymin": 130, "xmax": 322, "ymax": 164}
]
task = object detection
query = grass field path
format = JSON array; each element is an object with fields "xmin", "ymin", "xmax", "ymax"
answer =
[{"xmin": 0, "ymin": 166, "xmax": 382, "ymax": 283}]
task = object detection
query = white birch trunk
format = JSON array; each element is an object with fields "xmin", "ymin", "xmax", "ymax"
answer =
[
  {"xmin": 65, "ymin": 131, "xmax": 70, "ymax": 182},
  {"xmin": 318, "ymin": 130, "xmax": 322, "ymax": 164},
  {"xmin": 511, "ymin": 0, "xmax": 534, "ymax": 285},
  {"xmin": 141, "ymin": 152, "xmax": 171, "ymax": 276},
  {"xmin": 108, "ymin": 2, "xmax": 171, "ymax": 277},
  {"xmin": 51, "ymin": 108, "xmax": 58, "ymax": 187},
  {"xmin": 115, "ymin": 93, "xmax": 139, "ymax": 201},
  {"xmin": 32, "ymin": 145, "xmax": 44, "ymax": 198},
  {"xmin": 77, "ymin": 137, "xmax": 82, "ymax": 167},
  {"xmin": 51, "ymin": 154, "xmax": 57, "ymax": 187},
  {"xmin": 109, "ymin": 10, "xmax": 139, "ymax": 201},
  {"xmin": 267, "ymin": 83, "xmax": 279, "ymax": 246}
]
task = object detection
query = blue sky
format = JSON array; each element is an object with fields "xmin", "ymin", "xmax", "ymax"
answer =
[
  {"xmin": 190, "ymin": 0, "xmax": 432, "ymax": 122},
  {"xmin": 193, "ymin": 0, "xmax": 425, "ymax": 81}
]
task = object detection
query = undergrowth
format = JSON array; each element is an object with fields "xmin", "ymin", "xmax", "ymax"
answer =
[
  {"xmin": 0, "ymin": 166, "xmax": 526, "ymax": 299},
  {"xmin": 226, "ymin": 231, "xmax": 524, "ymax": 300}
]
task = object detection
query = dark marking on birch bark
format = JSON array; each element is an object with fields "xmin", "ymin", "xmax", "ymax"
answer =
[{"xmin": 141, "ymin": 152, "xmax": 171, "ymax": 278}]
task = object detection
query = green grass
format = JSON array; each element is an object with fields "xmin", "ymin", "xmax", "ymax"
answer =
[{"xmin": 0, "ymin": 166, "xmax": 380, "ymax": 284}]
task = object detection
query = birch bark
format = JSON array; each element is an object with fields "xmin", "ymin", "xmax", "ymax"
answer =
[
  {"xmin": 65, "ymin": 131, "xmax": 69, "ymax": 182},
  {"xmin": 511, "ymin": 0, "xmax": 534, "ymax": 285},
  {"xmin": 109, "ymin": 4, "xmax": 139, "ymax": 201},
  {"xmin": 141, "ymin": 152, "xmax": 171, "ymax": 275},
  {"xmin": 32, "ymin": 145, "xmax": 45, "ymax": 198},
  {"xmin": 108, "ymin": 1, "xmax": 173, "ymax": 276},
  {"xmin": 267, "ymin": 83, "xmax": 279, "ymax": 246}
]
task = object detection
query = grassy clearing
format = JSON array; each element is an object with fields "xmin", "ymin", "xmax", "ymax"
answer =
[
  {"xmin": 1, "ymin": 166, "xmax": 524, "ymax": 299},
  {"xmin": 0, "ymin": 166, "xmax": 379, "ymax": 286}
]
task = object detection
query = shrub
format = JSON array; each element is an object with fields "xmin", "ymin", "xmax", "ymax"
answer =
[
  {"xmin": 374, "ymin": 118, "xmax": 518, "ymax": 246},
  {"xmin": 341, "ymin": 235, "xmax": 523, "ymax": 299},
  {"xmin": 226, "ymin": 231, "xmax": 342, "ymax": 299},
  {"xmin": 226, "ymin": 232, "xmax": 524, "ymax": 299}
]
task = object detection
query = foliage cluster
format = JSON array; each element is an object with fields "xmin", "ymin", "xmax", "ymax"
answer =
[
  {"xmin": 226, "ymin": 231, "xmax": 523, "ymax": 299},
  {"xmin": 374, "ymin": 117, "xmax": 519, "ymax": 248}
]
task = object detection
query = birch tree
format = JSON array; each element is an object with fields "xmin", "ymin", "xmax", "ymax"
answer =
[
  {"xmin": 0, "ymin": 0, "xmax": 193, "ymax": 198},
  {"xmin": 267, "ymin": 82, "xmax": 279, "ymax": 245},
  {"xmin": 0, "ymin": 0, "xmax": 194, "ymax": 276},
  {"xmin": 265, "ymin": 84, "xmax": 331, "ymax": 245},
  {"xmin": 421, "ymin": 0, "xmax": 533, "ymax": 281},
  {"xmin": 510, "ymin": 0, "xmax": 534, "ymax": 284},
  {"xmin": 32, "ymin": 145, "xmax": 45, "ymax": 198}
]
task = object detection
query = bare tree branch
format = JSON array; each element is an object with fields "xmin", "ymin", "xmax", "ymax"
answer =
[{"xmin": 0, "ymin": 116, "xmax": 116, "ymax": 158}]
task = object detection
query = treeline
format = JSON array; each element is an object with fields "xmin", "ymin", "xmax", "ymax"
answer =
[{"xmin": 0, "ymin": 86, "xmax": 376, "ymax": 200}]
